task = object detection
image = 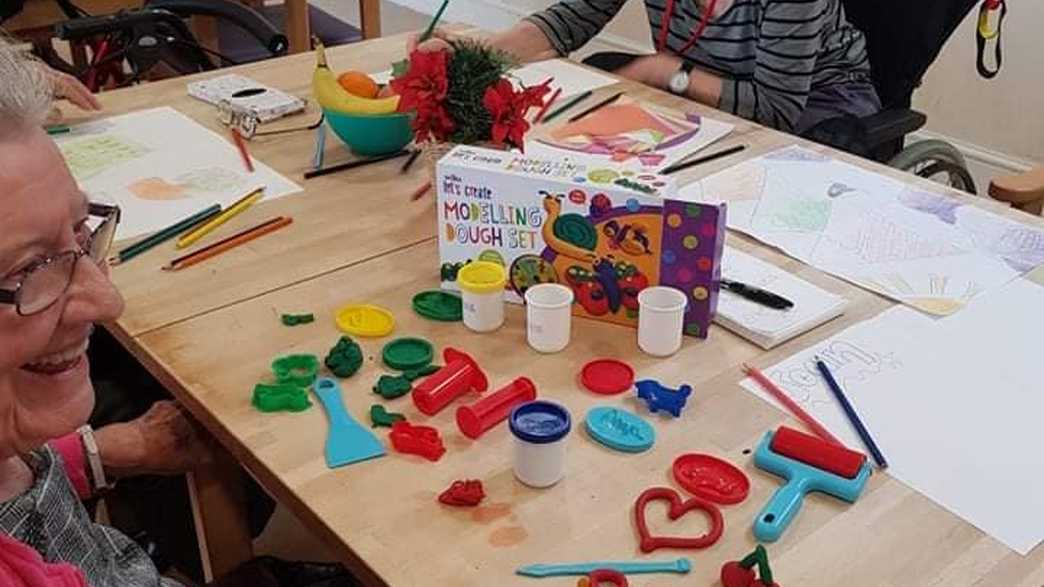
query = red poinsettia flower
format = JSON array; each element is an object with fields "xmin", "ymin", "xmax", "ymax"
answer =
[
  {"xmin": 483, "ymin": 79, "xmax": 551, "ymax": 150},
  {"xmin": 391, "ymin": 50, "xmax": 454, "ymax": 142}
]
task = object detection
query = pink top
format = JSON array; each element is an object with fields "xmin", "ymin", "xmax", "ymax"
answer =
[
  {"xmin": 47, "ymin": 433, "xmax": 90, "ymax": 500},
  {"xmin": 0, "ymin": 534, "xmax": 87, "ymax": 587}
]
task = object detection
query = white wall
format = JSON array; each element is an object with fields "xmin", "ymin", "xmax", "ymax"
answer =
[{"xmin": 913, "ymin": 3, "xmax": 1043, "ymax": 165}]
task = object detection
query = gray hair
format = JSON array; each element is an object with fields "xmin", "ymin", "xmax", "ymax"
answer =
[{"xmin": 0, "ymin": 35, "xmax": 53, "ymax": 135}]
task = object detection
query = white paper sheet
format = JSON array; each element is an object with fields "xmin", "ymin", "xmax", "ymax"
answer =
[
  {"xmin": 682, "ymin": 146, "xmax": 1044, "ymax": 315},
  {"xmin": 55, "ymin": 107, "xmax": 302, "ymax": 240},
  {"xmin": 742, "ymin": 281, "xmax": 1044, "ymax": 554},
  {"xmin": 715, "ymin": 247, "xmax": 848, "ymax": 349}
]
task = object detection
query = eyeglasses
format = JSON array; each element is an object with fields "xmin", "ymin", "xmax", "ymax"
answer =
[
  {"xmin": 0, "ymin": 203, "xmax": 120, "ymax": 316},
  {"xmin": 217, "ymin": 100, "xmax": 325, "ymax": 140}
]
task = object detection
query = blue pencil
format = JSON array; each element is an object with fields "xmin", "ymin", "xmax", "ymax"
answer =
[{"xmin": 814, "ymin": 356, "xmax": 888, "ymax": 469}]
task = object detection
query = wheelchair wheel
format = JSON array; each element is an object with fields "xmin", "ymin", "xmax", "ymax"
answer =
[{"xmin": 888, "ymin": 139, "xmax": 978, "ymax": 195}]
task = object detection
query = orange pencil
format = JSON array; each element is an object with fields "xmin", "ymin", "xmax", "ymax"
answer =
[
  {"xmin": 743, "ymin": 363, "xmax": 843, "ymax": 446},
  {"xmin": 162, "ymin": 216, "xmax": 292, "ymax": 271},
  {"xmin": 534, "ymin": 87, "xmax": 562, "ymax": 123},
  {"xmin": 230, "ymin": 128, "xmax": 254, "ymax": 173}
]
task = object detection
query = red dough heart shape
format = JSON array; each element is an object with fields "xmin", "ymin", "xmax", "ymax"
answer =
[{"xmin": 633, "ymin": 486, "xmax": 724, "ymax": 553}]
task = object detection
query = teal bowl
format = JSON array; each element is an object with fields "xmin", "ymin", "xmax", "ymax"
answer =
[{"xmin": 323, "ymin": 108, "xmax": 414, "ymax": 156}]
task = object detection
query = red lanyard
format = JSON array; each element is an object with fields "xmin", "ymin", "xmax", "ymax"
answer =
[{"xmin": 657, "ymin": 0, "xmax": 719, "ymax": 54}]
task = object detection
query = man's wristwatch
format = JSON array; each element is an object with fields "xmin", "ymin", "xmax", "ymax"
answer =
[{"xmin": 668, "ymin": 60, "xmax": 695, "ymax": 96}]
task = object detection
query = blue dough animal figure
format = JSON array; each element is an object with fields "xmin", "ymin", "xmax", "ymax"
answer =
[{"xmin": 635, "ymin": 380, "xmax": 692, "ymax": 417}]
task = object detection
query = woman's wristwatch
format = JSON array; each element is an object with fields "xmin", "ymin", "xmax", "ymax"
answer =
[{"xmin": 668, "ymin": 60, "xmax": 696, "ymax": 95}]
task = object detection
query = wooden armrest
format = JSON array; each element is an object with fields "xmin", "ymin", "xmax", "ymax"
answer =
[{"xmin": 989, "ymin": 167, "xmax": 1044, "ymax": 213}]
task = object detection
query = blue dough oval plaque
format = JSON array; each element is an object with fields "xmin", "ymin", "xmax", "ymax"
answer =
[{"xmin": 584, "ymin": 406, "xmax": 655, "ymax": 453}]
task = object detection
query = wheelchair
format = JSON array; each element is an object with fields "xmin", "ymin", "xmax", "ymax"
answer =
[
  {"xmin": 27, "ymin": 0, "xmax": 288, "ymax": 91},
  {"xmin": 803, "ymin": 0, "xmax": 984, "ymax": 195}
]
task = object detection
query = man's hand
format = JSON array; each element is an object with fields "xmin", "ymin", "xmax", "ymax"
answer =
[{"xmin": 94, "ymin": 401, "xmax": 214, "ymax": 478}]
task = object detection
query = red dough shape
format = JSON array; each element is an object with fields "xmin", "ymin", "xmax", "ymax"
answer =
[
  {"xmin": 438, "ymin": 479, "xmax": 485, "ymax": 507},
  {"xmin": 720, "ymin": 561, "xmax": 757, "ymax": 587},
  {"xmin": 582, "ymin": 569, "xmax": 629, "ymax": 586},
  {"xmin": 672, "ymin": 453, "xmax": 750, "ymax": 505},
  {"xmin": 389, "ymin": 421, "xmax": 445, "ymax": 461},
  {"xmin": 633, "ymin": 487, "xmax": 724, "ymax": 553}
]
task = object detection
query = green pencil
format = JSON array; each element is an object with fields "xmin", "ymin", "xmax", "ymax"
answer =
[
  {"xmin": 111, "ymin": 204, "xmax": 222, "ymax": 265},
  {"xmin": 420, "ymin": 0, "xmax": 450, "ymax": 42},
  {"xmin": 540, "ymin": 90, "xmax": 593, "ymax": 124},
  {"xmin": 46, "ymin": 125, "xmax": 71, "ymax": 135}
]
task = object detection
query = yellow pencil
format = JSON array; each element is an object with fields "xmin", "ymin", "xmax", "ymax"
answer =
[{"xmin": 176, "ymin": 187, "xmax": 265, "ymax": 249}]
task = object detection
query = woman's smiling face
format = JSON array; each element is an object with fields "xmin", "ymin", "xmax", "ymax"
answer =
[{"xmin": 0, "ymin": 125, "xmax": 124, "ymax": 458}]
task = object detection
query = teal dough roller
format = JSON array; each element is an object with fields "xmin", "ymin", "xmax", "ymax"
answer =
[{"xmin": 753, "ymin": 426, "xmax": 872, "ymax": 542}]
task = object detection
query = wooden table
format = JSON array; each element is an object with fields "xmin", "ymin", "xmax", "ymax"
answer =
[{"xmin": 100, "ymin": 32, "xmax": 1044, "ymax": 587}]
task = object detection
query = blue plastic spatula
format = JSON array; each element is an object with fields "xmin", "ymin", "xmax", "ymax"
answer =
[{"xmin": 312, "ymin": 377, "xmax": 386, "ymax": 468}]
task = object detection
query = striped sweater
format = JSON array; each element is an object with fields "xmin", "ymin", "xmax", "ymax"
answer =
[{"xmin": 525, "ymin": 0, "xmax": 872, "ymax": 132}]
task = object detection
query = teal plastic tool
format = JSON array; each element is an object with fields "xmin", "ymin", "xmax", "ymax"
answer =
[
  {"xmin": 313, "ymin": 377, "xmax": 386, "ymax": 468},
  {"xmin": 753, "ymin": 429, "xmax": 871, "ymax": 542},
  {"xmin": 516, "ymin": 558, "xmax": 691, "ymax": 578}
]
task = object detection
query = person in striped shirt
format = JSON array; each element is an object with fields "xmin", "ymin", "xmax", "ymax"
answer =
[{"xmin": 413, "ymin": 0, "xmax": 880, "ymax": 134}]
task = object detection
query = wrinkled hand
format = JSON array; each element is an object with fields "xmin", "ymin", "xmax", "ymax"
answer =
[
  {"xmin": 406, "ymin": 28, "xmax": 458, "ymax": 54},
  {"xmin": 95, "ymin": 401, "xmax": 214, "ymax": 478},
  {"xmin": 614, "ymin": 53, "xmax": 683, "ymax": 90},
  {"xmin": 40, "ymin": 65, "xmax": 102, "ymax": 111}
]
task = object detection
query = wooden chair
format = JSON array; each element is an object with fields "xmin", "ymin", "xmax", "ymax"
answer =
[{"xmin": 989, "ymin": 167, "xmax": 1044, "ymax": 215}]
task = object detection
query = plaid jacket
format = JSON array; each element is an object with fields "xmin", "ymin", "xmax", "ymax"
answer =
[{"xmin": 0, "ymin": 447, "xmax": 181, "ymax": 587}]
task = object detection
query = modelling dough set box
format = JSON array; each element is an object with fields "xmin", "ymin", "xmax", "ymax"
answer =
[{"xmin": 436, "ymin": 146, "xmax": 727, "ymax": 339}]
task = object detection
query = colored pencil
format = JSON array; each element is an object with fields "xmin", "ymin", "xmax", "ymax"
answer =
[
  {"xmin": 176, "ymin": 187, "xmax": 265, "ymax": 249},
  {"xmin": 410, "ymin": 180, "xmax": 432, "ymax": 201},
  {"xmin": 401, "ymin": 149, "xmax": 422, "ymax": 173},
  {"xmin": 312, "ymin": 124, "xmax": 326, "ymax": 170},
  {"xmin": 303, "ymin": 149, "xmax": 411, "ymax": 179},
  {"xmin": 534, "ymin": 87, "xmax": 562, "ymax": 123},
  {"xmin": 230, "ymin": 128, "xmax": 254, "ymax": 173},
  {"xmin": 814, "ymin": 356, "xmax": 888, "ymax": 469},
  {"xmin": 743, "ymin": 363, "xmax": 843, "ymax": 446},
  {"xmin": 540, "ymin": 90, "xmax": 592, "ymax": 124},
  {"xmin": 419, "ymin": 0, "xmax": 450, "ymax": 42},
  {"xmin": 567, "ymin": 91, "xmax": 623, "ymax": 123},
  {"xmin": 163, "ymin": 216, "xmax": 292, "ymax": 271},
  {"xmin": 110, "ymin": 204, "xmax": 222, "ymax": 265},
  {"xmin": 661, "ymin": 144, "xmax": 747, "ymax": 175},
  {"xmin": 46, "ymin": 124, "xmax": 71, "ymax": 135}
]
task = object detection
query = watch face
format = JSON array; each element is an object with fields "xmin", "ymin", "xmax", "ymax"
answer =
[{"xmin": 669, "ymin": 71, "xmax": 689, "ymax": 95}]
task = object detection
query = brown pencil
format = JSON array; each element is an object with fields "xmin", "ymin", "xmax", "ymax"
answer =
[
  {"xmin": 410, "ymin": 180, "xmax": 433, "ymax": 201},
  {"xmin": 162, "ymin": 216, "xmax": 292, "ymax": 271}
]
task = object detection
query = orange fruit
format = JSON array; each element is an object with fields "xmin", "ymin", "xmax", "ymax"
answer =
[{"xmin": 337, "ymin": 71, "xmax": 380, "ymax": 99}]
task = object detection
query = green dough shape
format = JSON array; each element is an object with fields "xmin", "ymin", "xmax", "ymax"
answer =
[
  {"xmin": 325, "ymin": 336, "xmax": 363, "ymax": 378},
  {"xmin": 403, "ymin": 364, "xmax": 441, "ymax": 382},
  {"xmin": 382, "ymin": 337, "xmax": 434, "ymax": 371},
  {"xmin": 554, "ymin": 214, "xmax": 597, "ymax": 251},
  {"xmin": 373, "ymin": 374, "xmax": 412, "ymax": 399},
  {"xmin": 370, "ymin": 404, "xmax": 406, "ymax": 428},
  {"xmin": 280, "ymin": 313, "xmax": 315, "ymax": 326},
  {"xmin": 412, "ymin": 290, "xmax": 463, "ymax": 322},
  {"xmin": 272, "ymin": 354, "xmax": 320, "ymax": 387},
  {"xmin": 252, "ymin": 383, "xmax": 311, "ymax": 413}
]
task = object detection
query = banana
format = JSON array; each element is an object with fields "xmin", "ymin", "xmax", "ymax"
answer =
[{"xmin": 313, "ymin": 42, "xmax": 400, "ymax": 115}]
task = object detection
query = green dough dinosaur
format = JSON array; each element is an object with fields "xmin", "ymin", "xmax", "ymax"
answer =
[
  {"xmin": 369, "ymin": 404, "xmax": 406, "ymax": 428},
  {"xmin": 373, "ymin": 374, "xmax": 412, "ymax": 399}
]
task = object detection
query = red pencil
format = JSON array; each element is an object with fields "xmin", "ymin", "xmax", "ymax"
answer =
[
  {"xmin": 163, "ymin": 216, "xmax": 291, "ymax": 271},
  {"xmin": 410, "ymin": 181, "xmax": 432, "ymax": 201},
  {"xmin": 230, "ymin": 128, "xmax": 254, "ymax": 173},
  {"xmin": 743, "ymin": 363, "xmax": 844, "ymax": 446},
  {"xmin": 534, "ymin": 87, "xmax": 562, "ymax": 124}
]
